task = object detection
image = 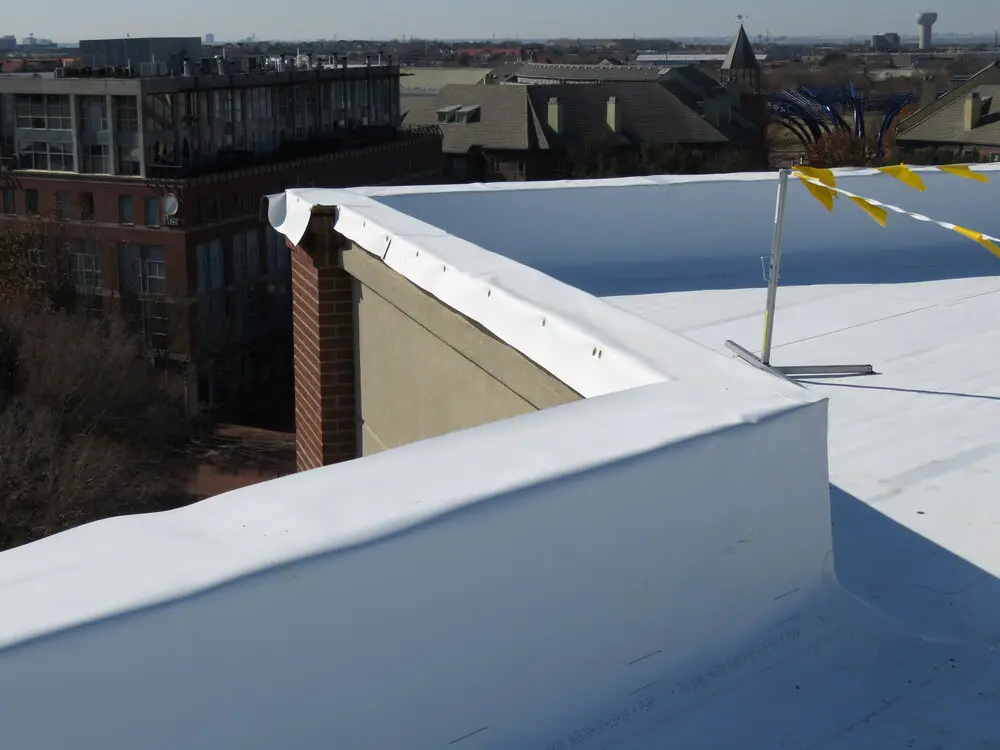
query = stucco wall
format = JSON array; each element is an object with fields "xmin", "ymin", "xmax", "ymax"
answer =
[{"xmin": 341, "ymin": 246, "xmax": 580, "ymax": 454}]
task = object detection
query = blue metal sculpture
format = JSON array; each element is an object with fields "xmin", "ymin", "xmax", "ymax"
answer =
[
  {"xmin": 769, "ymin": 84, "xmax": 921, "ymax": 157},
  {"xmin": 875, "ymin": 95, "xmax": 918, "ymax": 156}
]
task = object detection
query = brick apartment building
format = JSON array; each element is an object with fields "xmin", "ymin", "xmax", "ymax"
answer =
[{"xmin": 0, "ymin": 48, "xmax": 443, "ymax": 413}]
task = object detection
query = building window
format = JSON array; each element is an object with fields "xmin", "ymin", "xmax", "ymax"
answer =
[
  {"xmin": 25, "ymin": 189, "xmax": 39, "ymax": 215},
  {"xmin": 1, "ymin": 188, "xmax": 13, "ymax": 214},
  {"xmin": 118, "ymin": 194, "xmax": 134, "ymax": 224},
  {"xmin": 120, "ymin": 243, "xmax": 166, "ymax": 295},
  {"xmin": 116, "ymin": 145, "xmax": 141, "ymax": 176},
  {"xmin": 229, "ymin": 288, "xmax": 245, "ymax": 339},
  {"xmin": 196, "ymin": 240, "xmax": 225, "ymax": 293},
  {"xmin": 144, "ymin": 196, "xmax": 160, "ymax": 226},
  {"xmin": 78, "ymin": 95, "xmax": 108, "ymax": 131},
  {"xmin": 232, "ymin": 233, "xmax": 247, "ymax": 283},
  {"xmin": 139, "ymin": 300, "xmax": 170, "ymax": 352},
  {"xmin": 246, "ymin": 229, "xmax": 260, "ymax": 278},
  {"xmin": 502, "ymin": 159, "xmax": 525, "ymax": 180},
  {"xmin": 266, "ymin": 226, "xmax": 289, "ymax": 279},
  {"xmin": 68, "ymin": 239, "xmax": 101, "ymax": 288},
  {"xmin": 113, "ymin": 96, "xmax": 139, "ymax": 132},
  {"xmin": 46, "ymin": 96, "xmax": 72, "ymax": 129},
  {"xmin": 25, "ymin": 245, "xmax": 46, "ymax": 281},
  {"xmin": 198, "ymin": 294, "xmax": 225, "ymax": 351},
  {"xmin": 14, "ymin": 94, "xmax": 71, "ymax": 130},
  {"xmin": 18, "ymin": 141, "xmax": 72, "ymax": 171},
  {"xmin": 80, "ymin": 192, "xmax": 94, "ymax": 220},
  {"xmin": 143, "ymin": 93, "xmax": 173, "ymax": 132},
  {"xmin": 144, "ymin": 249, "xmax": 166, "ymax": 294},
  {"xmin": 81, "ymin": 144, "xmax": 110, "ymax": 174},
  {"xmin": 56, "ymin": 190, "xmax": 70, "ymax": 220},
  {"xmin": 245, "ymin": 285, "xmax": 260, "ymax": 334}
]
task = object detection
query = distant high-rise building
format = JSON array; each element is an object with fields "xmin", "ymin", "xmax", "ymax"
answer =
[
  {"xmin": 79, "ymin": 37, "xmax": 203, "ymax": 69},
  {"xmin": 204, "ymin": 33, "xmax": 215, "ymax": 44},
  {"xmin": 871, "ymin": 32, "xmax": 901, "ymax": 52},
  {"xmin": 0, "ymin": 55, "xmax": 441, "ymax": 412},
  {"xmin": 0, "ymin": 35, "xmax": 16, "ymax": 52}
]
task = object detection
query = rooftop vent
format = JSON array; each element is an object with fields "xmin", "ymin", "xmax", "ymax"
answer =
[
  {"xmin": 547, "ymin": 97, "xmax": 563, "ymax": 134},
  {"xmin": 437, "ymin": 104, "xmax": 462, "ymax": 123},
  {"xmin": 455, "ymin": 104, "xmax": 481, "ymax": 123}
]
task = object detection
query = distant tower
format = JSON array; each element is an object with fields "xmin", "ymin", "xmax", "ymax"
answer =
[
  {"xmin": 916, "ymin": 12, "xmax": 937, "ymax": 50},
  {"xmin": 721, "ymin": 20, "xmax": 768, "ymax": 167},
  {"xmin": 721, "ymin": 20, "xmax": 761, "ymax": 93},
  {"xmin": 205, "ymin": 32, "xmax": 215, "ymax": 44}
]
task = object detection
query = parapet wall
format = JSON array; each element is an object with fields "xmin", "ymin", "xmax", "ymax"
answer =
[
  {"xmin": 374, "ymin": 166, "xmax": 1000, "ymax": 288},
  {"xmin": 0, "ymin": 383, "xmax": 832, "ymax": 750}
]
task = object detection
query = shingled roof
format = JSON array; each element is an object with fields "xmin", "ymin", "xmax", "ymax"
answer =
[
  {"xmin": 403, "ymin": 81, "xmax": 729, "ymax": 154},
  {"xmin": 897, "ymin": 61, "xmax": 1000, "ymax": 148},
  {"xmin": 403, "ymin": 84, "xmax": 550, "ymax": 154},
  {"xmin": 526, "ymin": 83, "xmax": 729, "ymax": 147}
]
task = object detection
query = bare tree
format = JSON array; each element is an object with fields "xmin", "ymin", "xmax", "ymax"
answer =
[
  {"xmin": 0, "ymin": 217, "xmax": 74, "ymax": 311},
  {"xmin": 0, "ymin": 227, "xmax": 196, "ymax": 550}
]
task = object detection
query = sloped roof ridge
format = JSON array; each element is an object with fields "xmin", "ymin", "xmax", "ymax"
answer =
[{"xmin": 898, "ymin": 60, "xmax": 1000, "ymax": 132}]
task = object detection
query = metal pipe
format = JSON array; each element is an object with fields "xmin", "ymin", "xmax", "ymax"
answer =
[{"xmin": 761, "ymin": 168, "xmax": 790, "ymax": 366}]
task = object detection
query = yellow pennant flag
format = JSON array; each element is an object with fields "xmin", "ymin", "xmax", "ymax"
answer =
[
  {"xmin": 952, "ymin": 225, "xmax": 1000, "ymax": 258},
  {"xmin": 877, "ymin": 164, "xmax": 926, "ymax": 191},
  {"xmin": 936, "ymin": 164, "xmax": 990, "ymax": 183},
  {"xmin": 849, "ymin": 196, "xmax": 888, "ymax": 226},
  {"xmin": 795, "ymin": 174, "xmax": 836, "ymax": 211},
  {"xmin": 794, "ymin": 166, "xmax": 836, "ymax": 187}
]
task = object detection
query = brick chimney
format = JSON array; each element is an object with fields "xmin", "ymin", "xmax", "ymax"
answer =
[
  {"xmin": 919, "ymin": 78, "xmax": 937, "ymax": 107},
  {"xmin": 606, "ymin": 96, "xmax": 622, "ymax": 133},
  {"xmin": 287, "ymin": 211, "xmax": 358, "ymax": 471},
  {"xmin": 547, "ymin": 97, "xmax": 563, "ymax": 133},
  {"xmin": 964, "ymin": 91, "xmax": 982, "ymax": 130}
]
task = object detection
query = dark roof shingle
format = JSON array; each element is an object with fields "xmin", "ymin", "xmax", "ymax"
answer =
[
  {"xmin": 403, "ymin": 84, "xmax": 541, "ymax": 153},
  {"xmin": 403, "ymin": 80, "xmax": 729, "ymax": 154},
  {"xmin": 527, "ymin": 83, "xmax": 729, "ymax": 146}
]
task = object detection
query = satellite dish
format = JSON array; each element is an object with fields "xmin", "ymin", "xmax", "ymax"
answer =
[{"xmin": 162, "ymin": 193, "xmax": 179, "ymax": 216}]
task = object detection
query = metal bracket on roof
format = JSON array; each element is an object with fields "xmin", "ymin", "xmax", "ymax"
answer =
[
  {"xmin": 727, "ymin": 168, "xmax": 875, "ymax": 382},
  {"xmin": 761, "ymin": 254, "xmax": 777, "ymax": 283},
  {"xmin": 725, "ymin": 340, "xmax": 875, "ymax": 382}
]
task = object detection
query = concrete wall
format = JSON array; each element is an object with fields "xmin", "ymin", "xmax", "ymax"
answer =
[{"xmin": 342, "ymin": 246, "xmax": 580, "ymax": 454}]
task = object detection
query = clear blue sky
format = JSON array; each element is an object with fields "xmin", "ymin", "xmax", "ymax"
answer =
[{"xmin": 4, "ymin": 0, "xmax": 995, "ymax": 43}]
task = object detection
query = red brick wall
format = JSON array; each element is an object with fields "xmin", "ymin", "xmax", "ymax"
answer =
[
  {"xmin": 289, "ymin": 233, "xmax": 357, "ymax": 471},
  {"xmin": 281, "ymin": 133, "xmax": 444, "ymax": 471}
]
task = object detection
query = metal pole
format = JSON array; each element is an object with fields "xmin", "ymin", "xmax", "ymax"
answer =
[{"xmin": 761, "ymin": 168, "xmax": 790, "ymax": 366}]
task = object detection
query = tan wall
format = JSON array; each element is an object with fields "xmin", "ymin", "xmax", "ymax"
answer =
[{"xmin": 342, "ymin": 246, "xmax": 581, "ymax": 455}]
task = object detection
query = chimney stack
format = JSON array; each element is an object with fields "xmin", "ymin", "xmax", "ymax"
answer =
[
  {"xmin": 964, "ymin": 91, "xmax": 982, "ymax": 130},
  {"xmin": 606, "ymin": 96, "xmax": 622, "ymax": 133},
  {"xmin": 547, "ymin": 97, "xmax": 562, "ymax": 133}
]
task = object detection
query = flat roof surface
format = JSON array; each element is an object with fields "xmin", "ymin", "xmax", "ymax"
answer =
[
  {"xmin": 4, "ymin": 168, "xmax": 1000, "ymax": 748},
  {"xmin": 608, "ymin": 274, "xmax": 1000, "ymax": 640},
  {"xmin": 269, "ymin": 167, "xmax": 1000, "ymax": 745}
]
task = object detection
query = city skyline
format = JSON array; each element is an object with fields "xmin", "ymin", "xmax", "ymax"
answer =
[{"xmin": 2, "ymin": 0, "xmax": 998, "ymax": 46}]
